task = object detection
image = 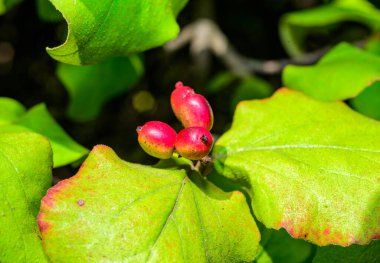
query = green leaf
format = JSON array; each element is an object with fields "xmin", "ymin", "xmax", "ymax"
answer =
[
  {"xmin": 47, "ymin": 0, "xmax": 188, "ymax": 65},
  {"xmin": 0, "ymin": 97, "xmax": 26, "ymax": 125},
  {"xmin": 313, "ymin": 240, "xmax": 380, "ymax": 263},
  {"xmin": 213, "ymin": 88, "xmax": 380, "ymax": 246},
  {"xmin": 39, "ymin": 145, "xmax": 261, "ymax": 262},
  {"xmin": 0, "ymin": 99, "xmax": 88, "ymax": 167},
  {"xmin": 255, "ymin": 228, "xmax": 313, "ymax": 263},
  {"xmin": 205, "ymin": 71, "xmax": 237, "ymax": 95},
  {"xmin": 0, "ymin": 0, "xmax": 22, "ymax": 15},
  {"xmin": 280, "ymin": 0, "xmax": 380, "ymax": 57},
  {"xmin": 16, "ymin": 104, "xmax": 89, "ymax": 167},
  {"xmin": 350, "ymin": 81, "xmax": 380, "ymax": 120},
  {"xmin": 36, "ymin": 0, "xmax": 63, "ymax": 22},
  {"xmin": 364, "ymin": 38, "xmax": 380, "ymax": 56},
  {"xmin": 0, "ymin": 131, "xmax": 52, "ymax": 262},
  {"xmin": 230, "ymin": 77, "xmax": 273, "ymax": 113},
  {"xmin": 283, "ymin": 43, "xmax": 380, "ymax": 101},
  {"xmin": 57, "ymin": 56, "xmax": 143, "ymax": 122}
]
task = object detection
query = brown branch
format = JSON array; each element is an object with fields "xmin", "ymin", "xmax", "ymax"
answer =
[{"xmin": 164, "ymin": 18, "xmax": 366, "ymax": 76}]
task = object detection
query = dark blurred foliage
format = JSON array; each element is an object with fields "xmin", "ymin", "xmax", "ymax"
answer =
[{"xmin": 0, "ymin": 0, "xmax": 372, "ymax": 179}]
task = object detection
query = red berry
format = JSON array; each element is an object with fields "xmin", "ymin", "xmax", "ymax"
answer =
[
  {"xmin": 175, "ymin": 127, "xmax": 213, "ymax": 160},
  {"xmin": 137, "ymin": 121, "xmax": 177, "ymax": 159},
  {"xmin": 171, "ymin": 82, "xmax": 214, "ymax": 130}
]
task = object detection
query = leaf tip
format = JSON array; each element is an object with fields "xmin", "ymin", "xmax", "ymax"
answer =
[{"xmin": 92, "ymin": 144, "xmax": 114, "ymax": 155}]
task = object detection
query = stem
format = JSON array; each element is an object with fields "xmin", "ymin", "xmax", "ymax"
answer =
[
  {"xmin": 165, "ymin": 18, "xmax": 367, "ymax": 76},
  {"xmin": 192, "ymin": 155, "xmax": 213, "ymax": 176}
]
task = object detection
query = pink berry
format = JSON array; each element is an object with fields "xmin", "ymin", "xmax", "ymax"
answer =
[
  {"xmin": 137, "ymin": 121, "xmax": 177, "ymax": 159},
  {"xmin": 171, "ymin": 82, "xmax": 214, "ymax": 130},
  {"xmin": 175, "ymin": 127, "xmax": 213, "ymax": 160}
]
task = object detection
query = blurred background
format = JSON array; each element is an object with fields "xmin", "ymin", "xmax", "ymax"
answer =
[{"xmin": 1, "ymin": 0, "xmax": 380, "ymax": 179}]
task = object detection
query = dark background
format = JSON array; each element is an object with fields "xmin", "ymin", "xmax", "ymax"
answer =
[{"xmin": 0, "ymin": 0, "xmax": 378, "ymax": 178}]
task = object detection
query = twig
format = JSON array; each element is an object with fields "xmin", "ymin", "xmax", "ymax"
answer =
[{"xmin": 165, "ymin": 18, "xmax": 366, "ymax": 76}]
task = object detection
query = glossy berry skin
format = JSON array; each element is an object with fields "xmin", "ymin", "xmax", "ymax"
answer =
[
  {"xmin": 175, "ymin": 127, "xmax": 213, "ymax": 160},
  {"xmin": 137, "ymin": 121, "xmax": 177, "ymax": 159},
  {"xmin": 171, "ymin": 82, "xmax": 214, "ymax": 130}
]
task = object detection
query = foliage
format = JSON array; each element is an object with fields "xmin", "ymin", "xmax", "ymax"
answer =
[
  {"xmin": 57, "ymin": 55, "xmax": 143, "ymax": 122},
  {"xmin": 0, "ymin": 98, "xmax": 88, "ymax": 167},
  {"xmin": 47, "ymin": 0, "xmax": 188, "ymax": 65},
  {"xmin": 0, "ymin": 0, "xmax": 379, "ymax": 262},
  {"xmin": 0, "ymin": 132, "xmax": 51, "ymax": 262},
  {"xmin": 213, "ymin": 89, "xmax": 380, "ymax": 246},
  {"xmin": 39, "ymin": 146, "xmax": 260, "ymax": 262},
  {"xmin": 280, "ymin": 0, "xmax": 380, "ymax": 57}
]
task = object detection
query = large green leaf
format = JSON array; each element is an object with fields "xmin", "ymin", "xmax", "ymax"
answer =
[
  {"xmin": 313, "ymin": 240, "xmax": 380, "ymax": 263},
  {"xmin": 280, "ymin": 0, "xmax": 380, "ymax": 57},
  {"xmin": 0, "ymin": 131, "xmax": 52, "ymax": 262},
  {"xmin": 255, "ymin": 228, "xmax": 313, "ymax": 263},
  {"xmin": 39, "ymin": 145, "xmax": 260, "ymax": 262},
  {"xmin": 283, "ymin": 43, "xmax": 380, "ymax": 101},
  {"xmin": 57, "ymin": 56, "xmax": 143, "ymax": 122},
  {"xmin": 47, "ymin": 0, "xmax": 188, "ymax": 65},
  {"xmin": 213, "ymin": 88, "xmax": 380, "ymax": 246},
  {"xmin": 0, "ymin": 99, "xmax": 88, "ymax": 167},
  {"xmin": 0, "ymin": 0, "xmax": 22, "ymax": 15}
]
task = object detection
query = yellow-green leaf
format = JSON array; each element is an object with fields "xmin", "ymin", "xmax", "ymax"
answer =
[
  {"xmin": 39, "ymin": 146, "xmax": 261, "ymax": 262},
  {"xmin": 0, "ymin": 132, "xmax": 52, "ymax": 262},
  {"xmin": 213, "ymin": 89, "xmax": 380, "ymax": 246}
]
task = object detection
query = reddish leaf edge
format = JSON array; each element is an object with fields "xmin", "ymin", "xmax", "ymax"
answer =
[
  {"xmin": 38, "ymin": 144, "xmax": 110, "ymax": 235},
  {"xmin": 223, "ymin": 88, "xmax": 380, "ymax": 247}
]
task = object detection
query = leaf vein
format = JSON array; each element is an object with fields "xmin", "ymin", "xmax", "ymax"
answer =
[{"xmin": 146, "ymin": 176, "xmax": 188, "ymax": 262}]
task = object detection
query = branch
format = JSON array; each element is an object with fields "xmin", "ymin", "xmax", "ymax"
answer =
[{"xmin": 164, "ymin": 19, "xmax": 365, "ymax": 76}]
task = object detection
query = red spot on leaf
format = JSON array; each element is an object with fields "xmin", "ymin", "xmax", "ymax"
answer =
[
  {"xmin": 371, "ymin": 233, "xmax": 380, "ymax": 240},
  {"xmin": 278, "ymin": 219, "xmax": 352, "ymax": 246},
  {"xmin": 77, "ymin": 200, "xmax": 85, "ymax": 206}
]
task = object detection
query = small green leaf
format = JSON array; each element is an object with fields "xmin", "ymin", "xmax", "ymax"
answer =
[
  {"xmin": 57, "ymin": 56, "xmax": 143, "ymax": 122},
  {"xmin": 213, "ymin": 88, "xmax": 380, "ymax": 246},
  {"xmin": 255, "ymin": 228, "xmax": 313, "ymax": 263},
  {"xmin": 0, "ymin": 0, "xmax": 22, "ymax": 15},
  {"xmin": 350, "ymin": 81, "xmax": 380, "ymax": 120},
  {"xmin": 36, "ymin": 0, "xmax": 63, "ymax": 22},
  {"xmin": 47, "ymin": 0, "xmax": 188, "ymax": 65},
  {"xmin": 39, "ymin": 145, "xmax": 261, "ymax": 262},
  {"xmin": 280, "ymin": 0, "xmax": 380, "ymax": 57},
  {"xmin": 0, "ymin": 99, "xmax": 88, "ymax": 167},
  {"xmin": 16, "ymin": 104, "xmax": 89, "ymax": 167},
  {"xmin": 313, "ymin": 240, "xmax": 380, "ymax": 263},
  {"xmin": 230, "ymin": 77, "xmax": 273, "ymax": 113},
  {"xmin": 0, "ymin": 131, "xmax": 52, "ymax": 262},
  {"xmin": 0, "ymin": 97, "xmax": 26, "ymax": 124},
  {"xmin": 205, "ymin": 71, "xmax": 237, "ymax": 95},
  {"xmin": 283, "ymin": 43, "xmax": 380, "ymax": 101}
]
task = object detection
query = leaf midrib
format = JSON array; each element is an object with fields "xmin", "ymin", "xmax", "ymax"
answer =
[
  {"xmin": 215, "ymin": 143, "xmax": 380, "ymax": 160},
  {"xmin": 146, "ymin": 176, "xmax": 189, "ymax": 262}
]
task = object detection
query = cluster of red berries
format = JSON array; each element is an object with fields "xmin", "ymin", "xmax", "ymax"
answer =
[{"xmin": 137, "ymin": 82, "xmax": 214, "ymax": 160}]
